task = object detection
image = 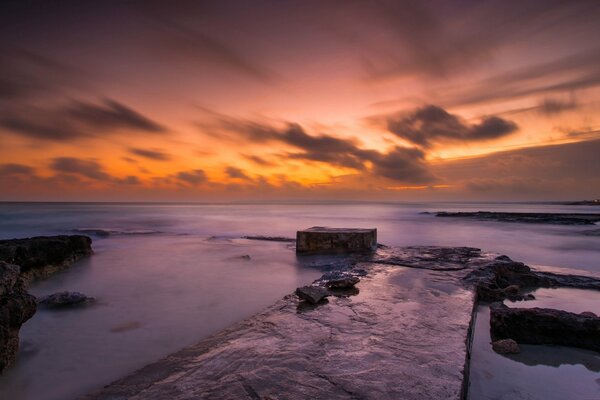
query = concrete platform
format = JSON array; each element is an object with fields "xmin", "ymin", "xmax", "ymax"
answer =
[{"xmin": 296, "ymin": 227, "xmax": 377, "ymax": 254}]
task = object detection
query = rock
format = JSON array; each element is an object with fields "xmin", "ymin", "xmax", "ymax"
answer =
[
  {"xmin": 463, "ymin": 257, "xmax": 600, "ymax": 302},
  {"xmin": 325, "ymin": 276, "xmax": 360, "ymax": 289},
  {"xmin": 38, "ymin": 291, "xmax": 94, "ymax": 308},
  {"xmin": 581, "ymin": 311, "xmax": 597, "ymax": 317},
  {"xmin": 295, "ymin": 286, "xmax": 330, "ymax": 304},
  {"xmin": 0, "ymin": 235, "xmax": 93, "ymax": 282},
  {"xmin": 0, "ymin": 261, "xmax": 37, "ymax": 373},
  {"xmin": 227, "ymin": 255, "xmax": 251, "ymax": 261},
  {"xmin": 296, "ymin": 227, "xmax": 377, "ymax": 254},
  {"xmin": 433, "ymin": 211, "xmax": 600, "ymax": 225},
  {"xmin": 490, "ymin": 303, "xmax": 600, "ymax": 352},
  {"xmin": 242, "ymin": 236, "xmax": 296, "ymax": 243},
  {"xmin": 491, "ymin": 339, "xmax": 520, "ymax": 354}
]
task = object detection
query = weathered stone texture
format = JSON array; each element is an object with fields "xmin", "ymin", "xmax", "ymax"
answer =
[{"xmin": 296, "ymin": 227, "xmax": 377, "ymax": 254}]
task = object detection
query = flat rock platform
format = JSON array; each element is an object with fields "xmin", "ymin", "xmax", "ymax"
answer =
[{"xmin": 82, "ymin": 246, "xmax": 494, "ymax": 400}]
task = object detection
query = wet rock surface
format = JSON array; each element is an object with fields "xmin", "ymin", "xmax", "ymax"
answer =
[
  {"xmin": 491, "ymin": 339, "xmax": 520, "ymax": 354},
  {"xmin": 0, "ymin": 261, "xmax": 36, "ymax": 373},
  {"xmin": 490, "ymin": 303, "xmax": 600, "ymax": 352},
  {"xmin": 432, "ymin": 211, "xmax": 600, "ymax": 225},
  {"xmin": 38, "ymin": 291, "xmax": 95, "ymax": 309},
  {"xmin": 0, "ymin": 235, "xmax": 93, "ymax": 282},
  {"xmin": 82, "ymin": 246, "xmax": 486, "ymax": 400},
  {"xmin": 295, "ymin": 285, "xmax": 330, "ymax": 304},
  {"xmin": 463, "ymin": 255, "xmax": 600, "ymax": 302},
  {"xmin": 296, "ymin": 227, "xmax": 377, "ymax": 254}
]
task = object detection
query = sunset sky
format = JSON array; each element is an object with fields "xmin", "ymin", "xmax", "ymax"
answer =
[{"xmin": 1, "ymin": 0, "xmax": 599, "ymax": 201}]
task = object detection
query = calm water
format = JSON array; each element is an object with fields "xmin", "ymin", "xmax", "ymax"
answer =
[{"xmin": 0, "ymin": 202, "xmax": 598, "ymax": 399}]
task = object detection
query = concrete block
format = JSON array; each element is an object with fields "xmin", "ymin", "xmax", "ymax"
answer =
[{"xmin": 296, "ymin": 227, "xmax": 377, "ymax": 254}]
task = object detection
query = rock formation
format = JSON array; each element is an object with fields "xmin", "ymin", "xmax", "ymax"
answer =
[
  {"xmin": 38, "ymin": 291, "xmax": 95, "ymax": 308},
  {"xmin": 0, "ymin": 235, "xmax": 93, "ymax": 372},
  {"xmin": 433, "ymin": 211, "xmax": 600, "ymax": 225},
  {"xmin": 490, "ymin": 303, "xmax": 600, "ymax": 352},
  {"xmin": 0, "ymin": 261, "xmax": 37, "ymax": 373},
  {"xmin": 296, "ymin": 227, "xmax": 377, "ymax": 254}
]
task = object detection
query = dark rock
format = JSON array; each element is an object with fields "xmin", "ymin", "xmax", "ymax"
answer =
[
  {"xmin": 433, "ymin": 211, "xmax": 600, "ymax": 225},
  {"xmin": 491, "ymin": 339, "xmax": 520, "ymax": 354},
  {"xmin": 463, "ymin": 257, "xmax": 600, "ymax": 302},
  {"xmin": 325, "ymin": 276, "xmax": 360, "ymax": 290},
  {"xmin": 564, "ymin": 200, "xmax": 600, "ymax": 206},
  {"xmin": 373, "ymin": 246, "xmax": 482, "ymax": 271},
  {"xmin": 490, "ymin": 303, "xmax": 600, "ymax": 352},
  {"xmin": 226, "ymin": 255, "xmax": 251, "ymax": 261},
  {"xmin": 242, "ymin": 236, "xmax": 296, "ymax": 243},
  {"xmin": 581, "ymin": 311, "xmax": 597, "ymax": 317},
  {"xmin": 37, "ymin": 291, "xmax": 94, "ymax": 308},
  {"xmin": 0, "ymin": 261, "xmax": 37, "ymax": 373},
  {"xmin": 495, "ymin": 255, "xmax": 512, "ymax": 261},
  {"xmin": 295, "ymin": 286, "xmax": 330, "ymax": 305},
  {"xmin": 0, "ymin": 235, "xmax": 93, "ymax": 282}
]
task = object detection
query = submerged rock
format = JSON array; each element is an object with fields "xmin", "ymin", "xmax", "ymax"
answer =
[
  {"xmin": 490, "ymin": 303, "xmax": 600, "ymax": 352},
  {"xmin": 0, "ymin": 235, "xmax": 93, "ymax": 282},
  {"xmin": 242, "ymin": 236, "xmax": 296, "ymax": 243},
  {"xmin": 295, "ymin": 285, "xmax": 330, "ymax": 304},
  {"xmin": 491, "ymin": 339, "xmax": 520, "ymax": 354},
  {"xmin": 38, "ymin": 291, "xmax": 95, "ymax": 308},
  {"xmin": 0, "ymin": 261, "xmax": 37, "ymax": 373}
]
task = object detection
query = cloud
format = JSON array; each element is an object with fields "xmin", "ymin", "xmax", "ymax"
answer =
[
  {"xmin": 176, "ymin": 169, "xmax": 207, "ymax": 185},
  {"xmin": 243, "ymin": 154, "xmax": 275, "ymax": 166},
  {"xmin": 50, "ymin": 157, "xmax": 111, "ymax": 181},
  {"xmin": 369, "ymin": 146, "xmax": 434, "ymax": 183},
  {"xmin": 0, "ymin": 163, "xmax": 35, "ymax": 175},
  {"xmin": 201, "ymin": 114, "xmax": 434, "ymax": 184},
  {"xmin": 129, "ymin": 147, "xmax": 171, "ymax": 161},
  {"xmin": 1, "ymin": 98, "xmax": 166, "ymax": 141},
  {"xmin": 225, "ymin": 166, "xmax": 251, "ymax": 180},
  {"xmin": 386, "ymin": 105, "xmax": 518, "ymax": 148},
  {"xmin": 67, "ymin": 99, "xmax": 166, "ymax": 133},
  {"xmin": 538, "ymin": 98, "xmax": 578, "ymax": 115}
]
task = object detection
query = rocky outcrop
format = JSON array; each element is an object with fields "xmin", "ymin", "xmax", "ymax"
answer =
[
  {"xmin": 432, "ymin": 211, "xmax": 600, "ymax": 225},
  {"xmin": 463, "ymin": 255, "xmax": 600, "ymax": 301},
  {"xmin": 0, "ymin": 235, "xmax": 93, "ymax": 373},
  {"xmin": 490, "ymin": 303, "xmax": 600, "ymax": 352},
  {"xmin": 296, "ymin": 227, "xmax": 377, "ymax": 254},
  {"xmin": 295, "ymin": 285, "xmax": 330, "ymax": 304},
  {"xmin": 0, "ymin": 261, "xmax": 37, "ymax": 373},
  {"xmin": 38, "ymin": 291, "xmax": 95, "ymax": 309},
  {"xmin": 242, "ymin": 236, "xmax": 296, "ymax": 242},
  {"xmin": 0, "ymin": 235, "xmax": 93, "ymax": 282}
]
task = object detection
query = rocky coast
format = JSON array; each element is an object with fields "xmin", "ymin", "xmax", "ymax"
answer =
[{"xmin": 0, "ymin": 236, "xmax": 93, "ymax": 372}]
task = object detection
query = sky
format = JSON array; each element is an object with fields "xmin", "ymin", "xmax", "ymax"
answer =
[{"xmin": 1, "ymin": 0, "xmax": 599, "ymax": 202}]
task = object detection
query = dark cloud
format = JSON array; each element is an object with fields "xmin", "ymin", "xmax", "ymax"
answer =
[
  {"xmin": 369, "ymin": 146, "xmax": 434, "ymax": 183},
  {"xmin": 50, "ymin": 157, "xmax": 111, "ymax": 181},
  {"xmin": 129, "ymin": 147, "xmax": 171, "ymax": 161},
  {"xmin": 203, "ymin": 115, "xmax": 434, "ymax": 184},
  {"xmin": 538, "ymin": 98, "xmax": 578, "ymax": 115},
  {"xmin": 386, "ymin": 105, "xmax": 518, "ymax": 148},
  {"xmin": 243, "ymin": 154, "xmax": 275, "ymax": 166},
  {"xmin": 117, "ymin": 175, "xmax": 141, "ymax": 185},
  {"xmin": 225, "ymin": 166, "xmax": 251, "ymax": 180},
  {"xmin": 67, "ymin": 99, "xmax": 166, "ymax": 133},
  {"xmin": 1, "ymin": 98, "xmax": 166, "ymax": 141},
  {"xmin": 0, "ymin": 163, "xmax": 35, "ymax": 175},
  {"xmin": 176, "ymin": 169, "xmax": 207, "ymax": 185}
]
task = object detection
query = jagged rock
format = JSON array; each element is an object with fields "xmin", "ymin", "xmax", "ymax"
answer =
[
  {"xmin": 325, "ymin": 276, "xmax": 360, "ymax": 289},
  {"xmin": 0, "ymin": 261, "xmax": 37, "ymax": 373},
  {"xmin": 490, "ymin": 303, "xmax": 600, "ymax": 352},
  {"xmin": 295, "ymin": 286, "xmax": 330, "ymax": 304},
  {"xmin": 0, "ymin": 235, "xmax": 93, "ymax": 282},
  {"xmin": 37, "ymin": 291, "xmax": 95, "ymax": 308},
  {"xmin": 491, "ymin": 339, "xmax": 520, "ymax": 354},
  {"xmin": 463, "ymin": 257, "xmax": 600, "ymax": 302}
]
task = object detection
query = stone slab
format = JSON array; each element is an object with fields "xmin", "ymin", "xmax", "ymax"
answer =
[
  {"xmin": 81, "ymin": 246, "xmax": 489, "ymax": 400},
  {"xmin": 296, "ymin": 227, "xmax": 377, "ymax": 254}
]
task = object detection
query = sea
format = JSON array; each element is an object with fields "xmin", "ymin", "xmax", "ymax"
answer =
[{"xmin": 0, "ymin": 201, "xmax": 598, "ymax": 400}]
